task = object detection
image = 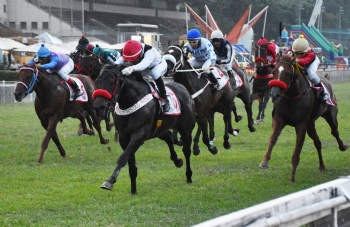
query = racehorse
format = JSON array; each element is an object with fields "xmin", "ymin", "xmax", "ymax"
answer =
[
  {"xmin": 93, "ymin": 64, "xmax": 196, "ymax": 195},
  {"xmin": 164, "ymin": 44, "xmax": 235, "ymax": 155},
  {"xmin": 14, "ymin": 65, "xmax": 109, "ymax": 163},
  {"xmin": 259, "ymin": 55, "xmax": 348, "ymax": 182},
  {"xmin": 251, "ymin": 44, "xmax": 273, "ymax": 124}
]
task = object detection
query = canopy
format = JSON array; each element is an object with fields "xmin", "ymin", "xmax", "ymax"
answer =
[
  {"xmin": 35, "ymin": 32, "xmax": 63, "ymax": 44},
  {"xmin": 13, "ymin": 43, "xmax": 71, "ymax": 55},
  {"xmin": 0, "ymin": 38, "xmax": 26, "ymax": 50}
]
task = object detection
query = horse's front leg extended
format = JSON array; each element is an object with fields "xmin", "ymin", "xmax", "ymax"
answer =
[
  {"xmin": 101, "ymin": 131, "xmax": 144, "ymax": 195},
  {"xmin": 290, "ymin": 125, "xmax": 308, "ymax": 182},
  {"xmin": 38, "ymin": 117, "xmax": 61, "ymax": 163},
  {"xmin": 259, "ymin": 119, "xmax": 285, "ymax": 169}
]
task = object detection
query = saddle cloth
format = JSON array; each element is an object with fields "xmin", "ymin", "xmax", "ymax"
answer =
[
  {"xmin": 211, "ymin": 67, "xmax": 230, "ymax": 90},
  {"xmin": 64, "ymin": 77, "xmax": 88, "ymax": 102},
  {"xmin": 233, "ymin": 71, "xmax": 244, "ymax": 88},
  {"xmin": 305, "ymin": 78, "xmax": 336, "ymax": 106}
]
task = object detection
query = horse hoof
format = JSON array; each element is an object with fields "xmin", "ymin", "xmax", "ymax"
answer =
[
  {"xmin": 235, "ymin": 115, "xmax": 243, "ymax": 122},
  {"xmin": 77, "ymin": 129, "xmax": 83, "ymax": 136},
  {"xmin": 175, "ymin": 158, "xmax": 183, "ymax": 168},
  {"xmin": 260, "ymin": 119, "xmax": 265, "ymax": 123},
  {"xmin": 209, "ymin": 146, "xmax": 218, "ymax": 155},
  {"xmin": 249, "ymin": 126, "xmax": 256, "ymax": 132},
  {"xmin": 254, "ymin": 120, "xmax": 260, "ymax": 125},
  {"xmin": 259, "ymin": 162, "xmax": 269, "ymax": 169},
  {"xmin": 101, "ymin": 181, "xmax": 113, "ymax": 190},
  {"xmin": 340, "ymin": 144, "xmax": 348, "ymax": 151},
  {"xmin": 223, "ymin": 142, "xmax": 231, "ymax": 149},
  {"xmin": 174, "ymin": 139, "xmax": 183, "ymax": 146},
  {"xmin": 102, "ymin": 138, "xmax": 109, "ymax": 144},
  {"xmin": 193, "ymin": 148, "xmax": 200, "ymax": 156}
]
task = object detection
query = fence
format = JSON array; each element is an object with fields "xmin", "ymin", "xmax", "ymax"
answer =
[
  {"xmin": 0, "ymin": 81, "xmax": 36, "ymax": 104},
  {"xmin": 192, "ymin": 176, "xmax": 350, "ymax": 227}
]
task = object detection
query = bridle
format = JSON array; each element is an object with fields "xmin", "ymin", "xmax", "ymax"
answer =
[
  {"xmin": 16, "ymin": 67, "xmax": 39, "ymax": 99},
  {"xmin": 164, "ymin": 46, "xmax": 184, "ymax": 74}
]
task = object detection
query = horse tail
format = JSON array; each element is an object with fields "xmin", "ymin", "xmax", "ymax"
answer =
[{"xmin": 250, "ymin": 93, "xmax": 261, "ymax": 104}]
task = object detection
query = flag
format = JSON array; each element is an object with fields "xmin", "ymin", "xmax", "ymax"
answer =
[
  {"xmin": 186, "ymin": 4, "xmax": 213, "ymax": 36},
  {"xmin": 205, "ymin": 5, "xmax": 220, "ymax": 32},
  {"xmin": 237, "ymin": 6, "xmax": 268, "ymax": 41},
  {"xmin": 226, "ymin": 7, "xmax": 250, "ymax": 43}
]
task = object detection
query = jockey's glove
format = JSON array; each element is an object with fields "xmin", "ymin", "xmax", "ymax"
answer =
[{"xmin": 122, "ymin": 66, "xmax": 134, "ymax": 76}]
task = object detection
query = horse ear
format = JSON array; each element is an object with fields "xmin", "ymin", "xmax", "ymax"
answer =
[
  {"xmin": 276, "ymin": 55, "xmax": 281, "ymax": 63},
  {"xmin": 167, "ymin": 40, "xmax": 171, "ymax": 47},
  {"xmin": 180, "ymin": 41, "xmax": 184, "ymax": 48}
]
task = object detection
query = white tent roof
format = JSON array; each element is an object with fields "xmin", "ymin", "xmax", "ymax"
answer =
[
  {"xmin": 35, "ymin": 32, "xmax": 63, "ymax": 44},
  {"xmin": 0, "ymin": 38, "xmax": 26, "ymax": 50},
  {"xmin": 12, "ymin": 43, "xmax": 71, "ymax": 55},
  {"xmin": 90, "ymin": 41, "xmax": 117, "ymax": 50}
]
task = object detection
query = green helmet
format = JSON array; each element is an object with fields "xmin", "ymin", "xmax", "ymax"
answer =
[{"xmin": 93, "ymin": 45, "xmax": 104, "ymax": 57}]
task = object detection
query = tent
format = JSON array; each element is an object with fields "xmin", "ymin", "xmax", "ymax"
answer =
[
  {"xmin": 13, "ymin": 43, "xmax": 71, "ymax": 55},
  {"xmin": 35, "ymin": 32, "xmax": 63, "ymax": 44},
  {"xmin": 0, "ymin": 38, "xmax": 26, "ymax": 50}
]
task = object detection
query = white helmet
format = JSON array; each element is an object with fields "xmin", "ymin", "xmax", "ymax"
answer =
[
  {"xmin": 292, "ymin": 35, "xmax": 310, "ymax": 53},
  {"xmin": 211, "ymin": 30, "xmax": 223, "ymax": 39}
]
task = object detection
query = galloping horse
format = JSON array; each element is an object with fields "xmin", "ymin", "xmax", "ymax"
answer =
[
  {"xmin": 251, "ymin": 44, "xmax": 273, "ymax": 124},
  {"xmin": 14, "ymin": 65, "xmax": 109, "ymax": 163},
  {"xmin": 93, "ymin": 65, "xmax": 196, "ymax": 195},
  {"xmin": 164, "ymin": 44, "xmax": 235, "ymax": 155},
  {"xmin": 259, "ymin": 55, "xmax": 348, "ymax": 182}
]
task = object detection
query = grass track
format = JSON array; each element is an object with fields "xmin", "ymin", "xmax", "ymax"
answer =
[{"xmin": 0, "ymin": 82, "xmax": 349, "ymax": 226}]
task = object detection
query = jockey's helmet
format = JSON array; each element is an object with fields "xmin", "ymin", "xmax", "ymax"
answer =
[
  {"xmin": 211, "ymin": 30, "xmax": 223, "ymax": 40},
  {"xmin": 87, "ymin": 44, "xmax": 94, "ymax": 52},
  {"xmin": 79, "ymin": 35, "xmax": 89, "ymax": 47},
  {"xmin": 187, "ymin": 29, "xmax": 201, "ymax": 39},
  {"xmin": 292, "ymin": 35, "xmax": 310, "ymax": 53},
  {"xmin": 37, "ymin": 44, "xmax": 51, "ymax": 57},
  {"xmin": 93, "ymin": 45, "xmax": 104, "ymax": 57},
  {"xmin": 257, "ymin": 37, "xmax": 268, "ymax": 45},
  {"xmin": 122, "ymin": 40, "xmax": 142, "ymax": 61}
]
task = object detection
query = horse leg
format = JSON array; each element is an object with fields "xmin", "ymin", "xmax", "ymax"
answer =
[
  {"xmin": 306, "ymin": 122, "xmax": 325, "ymax": 172},
  {"xmin": 172, "ymin": 129, "xmax": 183, "ymax": 146},
  {"xmin": 159, "ymin": 131, "xmax": 183, "ymax": 168},
  {"xmin": 222, "ymin": 111, "xmax": 232, "ymax": 150},
  {"xmin": 323, "ymin": 109, "xmax": 348, "ymax": 151},
  {"xmin": 127, "ymin": 153, "xmax": 138, "ymax": 195},
  {"xmin": 240, "ymin": 93, "xmax": 256, "ymax": 132},
  {"xmin": 259, "ymin": 119, "xmax": 285, "ymax": 169},
  {"xmin": 196, "ymin": 118, "xmax": 218, "ymax": 155},
  {"xmin": 193, "ymin": 124, "xmax": 201, "ymax": 156},
  {"xmin": 208, "ymin": 111, "xmax": 215, "ymax": 146},
  {"xmin": 290, "ymin": 125, "xmax": 308, "ymax": 182},
  {"xmin": 101, "ymin": 132, "xmax": 144, "ymax": 195},
  {"xmin": 38, "ymin": 118, "xmax": 61, "ymax": 163},
  {"xmin": 177, "ymin": 127, "xmax": 194, "ymax": 183},
  {"xmin": 51, "ymin": 130, "xmax": 66, "ymax": 158},
  {"xmin": 232, "ymin": 101, "xmax": 243, "ymax": 123},
  {"xmin": 260, "ymin": 91, "xmax": 271, "ymax": 122}
]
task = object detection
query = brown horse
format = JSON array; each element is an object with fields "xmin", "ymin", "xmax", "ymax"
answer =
[
  {"xmin": 164, "ymin": 44, "xmax": 235, "ymax": 155},
  {"xmin": 259, "ymin": 55, "xmax": 348, "ymax": 182},
  {"xmin": 14, "ymin": 65, "xmax": 109, "ymax": 163}
]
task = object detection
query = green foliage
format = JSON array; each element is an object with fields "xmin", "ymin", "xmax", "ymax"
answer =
[
  {"xmin": 0, "ymin": 70, "xmax": 18, "ymax": 81},
  {"xmin": 1, "ymin": 82, "xmax": 350, "ymax": 226}
]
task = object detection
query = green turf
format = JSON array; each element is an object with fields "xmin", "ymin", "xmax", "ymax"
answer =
[{"xmin": 1, "ymin": 82, "xmax": 349, "ymax": 227}]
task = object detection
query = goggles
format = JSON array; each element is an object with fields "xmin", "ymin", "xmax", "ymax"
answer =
[
  {"xmin": 211, "ymin": 38, "xmax": 222, "ymax": 43},
  {"xmin": 294, "ymin": 51, "xmax": 306, "ymax": 55},
  {"xmin": 187, "ymin": 39, "xmax": 199, "ymax": 44}
]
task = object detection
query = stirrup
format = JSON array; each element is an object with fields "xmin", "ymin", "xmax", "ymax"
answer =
[
  {"xmin": 74, "ymin": 90, "xmax": 83, "ymax": 99},
  {"xmin": 322, "ymin": 93, "xmax": 329, "ymax": 101},
  {"xmin": 163, "ymin": 102, "xmax": 170, "ymax": 112}
]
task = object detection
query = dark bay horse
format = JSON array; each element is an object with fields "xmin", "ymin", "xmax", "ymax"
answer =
[
  {"xmin": 259, "ymin": 55, "xmax": 348, "ymax": 182},
  {"xmin": 14, "ymin": 65, "xmax": 109, "ymax": 163},
  {"xmin": 93, "ymin": 65, "xmax": 196, "ymax": 195},
  {"xmin": 164, "ymin": 45, "xmax": 235, "ymax": 155},
  {"xmin": 251, "ymin": 45, "xmax": 273, "ymax": 124}
]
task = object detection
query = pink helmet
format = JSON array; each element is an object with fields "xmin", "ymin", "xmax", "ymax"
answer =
[{"xmin": 122, "ymin": 40, "xmax": 142, "ymax": 61}]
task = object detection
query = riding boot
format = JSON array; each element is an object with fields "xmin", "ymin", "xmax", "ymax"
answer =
[
  {"xmin": 207, "ymin": 72, "xmax": 219, "ymax": 92},
  {"xmin": 155, "ymin": 77, "xmax": 170, "ymax": 112},
  {"xmin": 316, "ymin": 82, "xmax": 328, "ymax": 101},
  {"xmin": 70, "ymin": 80, "xmax": 83, "ymax": 99},
  {"xmin": 228, "ymin": 70, "xmax": 236, "ymax": 85}
]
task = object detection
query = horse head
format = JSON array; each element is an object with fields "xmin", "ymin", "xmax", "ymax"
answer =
[
  {"xmin": 14, "ymin": 64, "xmax": 39, "ymax": 102},
  {"xmin": 268, "ymin": 55, "xmax": 299, "ymax": 103},
  {"xmin": 78, "ymin": 56, "xmax": 102, "ymax": 81},
  {"xmin": 164, "ymin": 45, "xmax": 184, "ymax": 76}
]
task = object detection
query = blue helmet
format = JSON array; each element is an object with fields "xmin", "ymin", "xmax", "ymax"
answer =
[
  {"xmin": 37, "ymin": 44, "xmax": 51, "ymax": 57},
  {"xmin": 187, "ymin": 29, "xmax": 201, "ymax": 39}
]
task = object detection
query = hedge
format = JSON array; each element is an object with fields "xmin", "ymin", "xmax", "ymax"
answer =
[{"xmin": 0, "ymin": 70, "xmax": 18, "ymax": 81}]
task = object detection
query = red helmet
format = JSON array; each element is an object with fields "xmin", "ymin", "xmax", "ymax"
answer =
[
  {"xmin": 258, "ymin": 37, "xmax": 268, "ymax": 45},
  {"xmin": 122, "ymin": 40, "xmax": 142, "ymax": 61}
]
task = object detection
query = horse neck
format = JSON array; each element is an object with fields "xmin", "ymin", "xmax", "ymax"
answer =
[
  {"xmin": 34, "ymin": 71, "xmax": 61, "ymax": 99},
  {"xmin": 284, "ymin": 74, "xmax": 309, "ymax": 97},
  {"xmin": 117, "ymin": 78, "xmax": 151, "ymax": 109},
  {"xmin": 173, "ymin": 61, "xmax": 203, "ymax": 94},
  {"xmin": 256, "ymin": 64, "xmax": 271, "ymax": 75}
]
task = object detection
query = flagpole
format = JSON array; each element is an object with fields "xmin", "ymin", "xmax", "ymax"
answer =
[
  {"xmin": 262, "ymin": 7, "xmax": 268, "ymax": 37},
  {"xmin": 205, "ymin": 6, "xmax": 208, "ymax": 39},
  {"xmin": 185, "ymin": 4, "xmax": 188, "ymax": 33}
]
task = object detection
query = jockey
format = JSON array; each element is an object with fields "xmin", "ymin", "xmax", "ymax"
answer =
[
  {"xmin": 257, "ymin": 37, "xmax": 279, "ymax": 69},
  {"xmin": 115, "ymin": 40, "xmax": 170, "ymax": 112},
  {"xmin": 290, "ymin": 35, "xmax": 329, "ymax": 101},
  {"xmin": 183, "ymin": 29, "xmax": 218, "ymax": 90},
  {"xmin": 77, "ymin": 35, "xmax": 95, "ymax": 57},
  {"xmin": 93, "ymin": 45, "xmax": 120, "ymax": 65},
  {"xmin": 210, "ymin": 30, "xmax": 235, "ymax": 79},
  {"xmin": 26, "ymin": 44, "xmax": 82, "ymax": 98}
]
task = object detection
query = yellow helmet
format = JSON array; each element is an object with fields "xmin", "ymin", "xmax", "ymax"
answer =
[{"xmin": 292, "ymin": 35, "xmax": 310, "ymax": 53}]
